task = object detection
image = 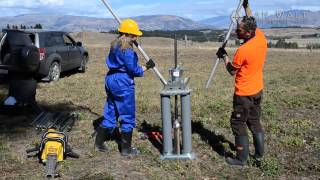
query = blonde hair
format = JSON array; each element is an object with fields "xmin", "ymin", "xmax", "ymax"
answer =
[{"xmin": 111, "ymin": 34, "xmax": 133, "ymax": 51}]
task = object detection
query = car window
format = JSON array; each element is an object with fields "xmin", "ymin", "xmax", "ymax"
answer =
[
  {"xmin": 38, "ymin": 33, "xmax": 46, "ymax": 47},
  {"xmin": 63, "ymin": 35, "xmax": 75, "ymax": 46},
  {"xmin": 7, "ymin": 31, "xmax": 33, "ymax": 46},
  {"xmin": 46, "ymin": 33, "xmax": 64, "ymax": 47},
  {"xmin": 0, "ymin": 33, "xmax": 7, "ymax": 64}
]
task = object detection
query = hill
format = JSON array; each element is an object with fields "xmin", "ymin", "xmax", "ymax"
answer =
[
  {"xmin": 0, "ymin": 14, "xmax": 211, "ymax": 32},
  {"xmin": 199, "ymin": 10, "xmax": 320, "ymax": 28}
]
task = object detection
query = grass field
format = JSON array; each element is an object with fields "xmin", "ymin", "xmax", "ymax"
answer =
[{"xmin": 0, "ymin": 32, "xmax": 319, "ymax": 179}]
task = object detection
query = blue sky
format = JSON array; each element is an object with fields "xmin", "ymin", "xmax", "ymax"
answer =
[{"xmin": 0, "ymin": 0, "xmax": 319, "ymax": 20}]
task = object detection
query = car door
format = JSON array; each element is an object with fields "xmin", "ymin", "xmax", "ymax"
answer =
[
  {"xmin": 63, "ymin": 34, "xmax": 81, "ymax": 69},
  {"xmin": 47, "ymin": 33, "xmax": 69, "ymax": 71}
]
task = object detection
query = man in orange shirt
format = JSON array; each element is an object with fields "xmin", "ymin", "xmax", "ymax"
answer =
[{"xmin": 216, "ymin": 0, "xmax": 267, "ymax": 166}]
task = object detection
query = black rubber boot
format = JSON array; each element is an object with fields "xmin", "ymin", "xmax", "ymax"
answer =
[
  {"xmin": 253, "ymin": 132, "xmax": 264, "ymax": 159},
  {"xmin": 95, "ymin": 126, "xmax": 113, "ymax": 152},
  {"xmin": 226, "ymin": 136, "xmax": 249, "ymax": 166},
  {"xmin": 120, "ymin": 131, "xmax": 140, "ymax": 156}
]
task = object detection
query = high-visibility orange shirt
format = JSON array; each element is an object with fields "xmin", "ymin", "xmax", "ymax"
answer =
[{"xmin": 232, "ymin": 28, "xmax": 267, "ymax": 96}]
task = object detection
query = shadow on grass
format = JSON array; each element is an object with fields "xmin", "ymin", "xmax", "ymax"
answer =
[
  {"xmin": 60, "ymin": 69, "xmax": 83, "ymax": 79},
  {"xmin": 91, "ymin": 119, "xmax": 164, "ymax": 153},
  {"xmin": 138, "ymin": 120, "xmax": 163, "ymax": 154},
  {"xmin": 0, "ymin": 105, "xmax": 42, "ymax": 138},
  {"xmin": 40, "ymin": 101, "xmax": 100, "ymax": 117},
  {"xmin": 38, "ymin": 69, "xmax": 83, "ymax": 83},
  {"xmin": 192, "ymin": 121, "xmax": 235, "ymax": 157},
  {"xmin": 0, "ymin": 101, "xmax": 99, "ymax": 136},
  {"xmin": 137, "ymin": 120, "xmax": 235, "ymax": 156}
]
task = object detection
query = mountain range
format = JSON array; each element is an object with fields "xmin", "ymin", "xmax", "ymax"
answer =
[
  {"xmin": 200, "ymin": 10, "xmax": 320, "ymax": 28},
  {"xmin": 0, "ymin": 10, "xmax": 319, "ymax": 32},
  {"xmin": 0, "ymin": 14, "xmax": 210, "ymax": 31}
]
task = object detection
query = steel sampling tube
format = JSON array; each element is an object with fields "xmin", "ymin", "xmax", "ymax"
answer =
[
  {"xmin": 181, "ymin": 94, "xmax": 192, "ymax": 154},
  {"xmin": 161, "ymin": 95, "xmax": 173, "ymax": 155}
]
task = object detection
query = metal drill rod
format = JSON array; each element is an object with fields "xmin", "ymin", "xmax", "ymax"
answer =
[
  {"xmin": 174, "ymin": 95, "xmax": 180, "ymax": 155},
  {"xmin": 174, "ymin": 96, "xmax": 180, "ymax": 154},
  {"xmin": 205, "ymin": 0, "xmax": 244, "ymax": 89},
  {"xmin": 100, "ymin": 0, "xmax": 168, "ymax": 86},
  {"xmin": 174, "ymin": 35, "xmax": 178, "ymax": 68},
  {"xmin": 173, "ymin": 35, "xmax": 181, "ymax": 154}
]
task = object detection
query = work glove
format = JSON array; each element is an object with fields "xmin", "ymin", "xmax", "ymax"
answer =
[
  {"xmin": 216, "ymin": 47, "xmax": 228, "ymax": 59},
  {"xmin": 146, "ymin": 59, "xmax": 155, "ymax": 70},
  {"xmin": 243, "ymin": 0, "xmax": 249, "ymax": 8}
]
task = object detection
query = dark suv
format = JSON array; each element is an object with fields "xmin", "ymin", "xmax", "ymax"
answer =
[{"xmin": 0, "ymin": 29, "xmax": 88, "ymax": 81}]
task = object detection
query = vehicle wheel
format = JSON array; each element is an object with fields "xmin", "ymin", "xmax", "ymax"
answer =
[
  {"xmin": 79, "ymin": 56, "xmax": 88, "ymax": 73},
  {"xmin": 48, "ymin": 62, "xmax": 60, "ymax": 82}
]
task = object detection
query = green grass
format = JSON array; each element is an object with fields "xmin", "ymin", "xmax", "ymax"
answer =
[{"xmin": 259, "ymin": 156, "xmax": 282, "ymax": 177}]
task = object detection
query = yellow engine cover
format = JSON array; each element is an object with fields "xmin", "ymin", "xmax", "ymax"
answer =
[
  {"xmin": 40, "ymin": 129, "xmax": 66, "ymax": 162},
  {"xmin": 41, "ymin": 141, "xmax": 64, "ymax": 162}
]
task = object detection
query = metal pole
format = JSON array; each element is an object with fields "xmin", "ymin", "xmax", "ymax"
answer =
[
  {"xmin": 173, "ymin": 35, "xmax": 180, "ymax": 154},
  {"xmin": 205, "ymin": 0, "xmax": 244, "ymax": 89},
  {"xmin": 174, "ymin": 95, "xmax": 180, "ymax": 154},
  {"xmin": 181, "ymin": 94, "xmax": 192, "ymax": 154},
  {"xmin": 185, "ymin": 34, "xmax": 188, "ymax": 48},
  {"xmin": 100, "ymin": 0, "xmax": 168, "ymax": 86},
  {"xmin": 100, "ymin": 0, "xmax": 121, "ymax": 23},
  {"xmin": 161, "ymin": 95, "xmax": 173, "ymax": 155},
  {"xmin": 174, "ymin": 35, "xmax": 178, "ymax": 68},
  {"xmin": 205, "ymin": 57, "xmax": 220, "ymax": 89}
]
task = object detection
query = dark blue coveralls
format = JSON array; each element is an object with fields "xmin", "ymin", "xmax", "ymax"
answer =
[{"xmin": 100, "ymin": 44, "xmax": 144, "ymax": 133}]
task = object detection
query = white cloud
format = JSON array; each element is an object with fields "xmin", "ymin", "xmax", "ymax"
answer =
[
  {"xmin": 0, "ymin": 0, "xmax": 64, "ymax": 8},
  {"xmin": 38, "ymin": 0, "xmax": 64, "ymax": 6},
  {"xmin": 291, "ymin": 5, "xmax": 320, "ymax": 11},
  {"xmin": 0, "ymin": 0, "xmax": 36, "ymax": 8}
]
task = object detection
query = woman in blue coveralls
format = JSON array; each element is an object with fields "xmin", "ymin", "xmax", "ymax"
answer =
[{"xmin": 95, "ymin": 19, "xmax": 155, "ymax": 156}]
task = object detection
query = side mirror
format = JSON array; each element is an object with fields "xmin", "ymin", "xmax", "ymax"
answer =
[{"xmin": 76, "ymin": 42, "xmax": 82, "ymax": 47}]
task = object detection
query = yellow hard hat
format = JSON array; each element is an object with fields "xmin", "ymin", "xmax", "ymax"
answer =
[{"xmin": 118, "ymin": 19, "xmax": 143, "ymax": 36}]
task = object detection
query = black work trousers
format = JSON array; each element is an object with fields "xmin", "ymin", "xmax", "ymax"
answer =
[{"xmin": 230, "ymin": 91, "xmax": 263, "ymax": 136}]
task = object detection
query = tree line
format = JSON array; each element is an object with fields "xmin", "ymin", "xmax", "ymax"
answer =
[
  {"xmin": 109, "ymin": 29, "xmax": 226, "ymax": 42},
  {"xmin": 6, "ymin": 24, "xmax": 43, "ymax": 30},
  {"xmin": 108, "ymin": 29, "xmax": 319, "ymax": 49},
  {"xmin": 268, "ymin": 39, "xmax": 299, "ymax": 49},
  {"xmin": 306, "ymin": 43, "xmax": 320, "ymax": 50}
]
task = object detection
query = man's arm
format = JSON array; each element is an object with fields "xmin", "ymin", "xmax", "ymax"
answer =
[
  {"xmin": 243, "ymin": 0, "xmax": 253, "ymax": 17},
  {"xmin": 216, "ymin": 47, "xmax": 239, "ymax": 76},
  {"xmin": 224, "ymin": 56, "xmax": 238, "ymax": 76}
]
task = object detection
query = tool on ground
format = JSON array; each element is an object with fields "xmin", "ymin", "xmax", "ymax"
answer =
[
  {"xmin": 100, "ymin": 0, "xmax": 167, "ymax": 86},
  {"xmin": 160, "ymin": 35, "xmax": 195, "ymax": 160},
  {"xmin": 205, "ymin": 0, "xmax": 244, "ymax": 89},
  {"xmin": 26, "ymin": 128, "xmax": 79, "ymax": 178},
  {"xmin": 31, "ymin": 112, "xmax": 78, "ymax": 132},
  {"xmin": 140, "ymin": 131, "xmax": 163, "ymax": 140}
]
